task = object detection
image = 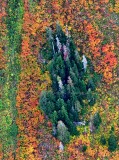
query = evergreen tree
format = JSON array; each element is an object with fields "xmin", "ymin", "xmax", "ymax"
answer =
[
  {"xmin": 8, "ymin": 124, "xmax": 18, "ymax": 137},
  {"xmin": 39, "ymin": 24, "xmax": 99, "ymax": 142},
  {"xmin": 40, "ymin": 91, "xmax": 55, "ymax": 116},
  {"xmin": 110, "ymin": 125, "xmax": 115, "ymax": 133},
  {"xmin": 55, "ymin": 55, "xmax": 65, "ymax": 80},
  {"xmin": 51, "ymin": 111, "xmax": 58, "ymax": 125},
  {"xmin": 56, "ymin": 98, "xmax": 65, "ymax": 110},
  {"xmin": 82, "ymin": 145, "xmax": 87, "ymax": 152},
  {"xmin": 87, "ymin": 78, "xmax": 95, "ymax": 91},
  {"xmin": 40, "ymin": 91, "xmax": 48, "ymax": 114},
  {"xmin": 93, "ymin": 112, "xmax": 102, "ymax": 129},
  {"xmin": 87, "ymin": 89, "xmax": 96, "ymax": 106},
  {"xmin": 108, "ymin": 134, "xmax": 117, "ymax": 152},
  {"xmin": 100, "ymin": 135, "xmax": 106, "ymax": 145}
]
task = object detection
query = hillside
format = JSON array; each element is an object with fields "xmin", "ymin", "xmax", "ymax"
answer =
[{"xmin": 0, "ymin": 0, "xmax": 119, "ymax": 160}]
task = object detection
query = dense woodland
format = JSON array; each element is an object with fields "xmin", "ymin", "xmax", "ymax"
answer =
[{"xmin": 0, "ymin": 0, "xmax": 119, "ymax": 160}]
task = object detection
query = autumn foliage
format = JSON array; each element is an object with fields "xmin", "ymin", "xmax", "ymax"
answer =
[
  {"xmin": 0, "ymin": 0, "xmax": 118, "ymax": 159},
  {"xmin": 0, "ymin": 0, "xmax": 7, "ymax": 70},
  {"xmin": 15, "ymin": 54, "xmax": 51, "ymax": 159}
]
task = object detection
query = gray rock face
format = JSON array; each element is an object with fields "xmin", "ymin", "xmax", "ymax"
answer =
[
  {"xmin": 59, "ymin": 141, "xmax": 64, "ymax": 151},
  {"xmin": 74, "ymin": 121, "xmax": 86, "ymax": 126}
]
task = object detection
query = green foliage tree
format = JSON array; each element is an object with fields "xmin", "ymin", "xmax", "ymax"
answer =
[
  {"xmin": 109, "ymin": 0, "xmax": 115, "ymax": 7},
  {"xmin": 8, "ymin": 124, "xmax": 18, "ymax": 137},
  {"xmin": 0, "ymin": 99, "xmax": 4, "ymax": 111},
  {"xmin": 39, "ymin": 24, "xmax": 99, "ymax": 141},
  {"xmin": 108, "ymin": 134, "xmax": 117, "ymax": 152},
  {"xmin": 51, "ymin": 111, "xmax": 58, "ymax": 124},
  {"xmin": 110, "ymin": 125, "xmax": 115, "ymax": 133},
  {"xmin": 82, "ymin": 145, "xmax": 87, "ymax": 152},
  {"xmin": 40, "ymin": 91, "xmax": 55, "ymax": 116},
  {"xmin": 100, "ymin": 135, "xmax": 106, "ymax": 145},
  {"xmin": 93, "ymin": 112, "xmax": 102, "ymax": 129}
]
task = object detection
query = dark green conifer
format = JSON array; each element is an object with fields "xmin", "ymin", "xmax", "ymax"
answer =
[
  {"xmin": 108, "ymin": 134, "xmax": 117, "ymax": 152},
  {"xmin": 93, "ymin": 112, "xmax": 102, "ymax": 129},
  {"xmin": 100, "ymin": 135, "xmax": 106, "ymax": 145},
  {"xmin": 39, "ymin": 24, "xmax": 99, "ymax": 143}
]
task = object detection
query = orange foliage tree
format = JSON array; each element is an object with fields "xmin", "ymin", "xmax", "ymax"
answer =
[
  {"xmin": 16, "ymin": 54, "xmax": 51, "ymax": 159},
  {"xmin": 33, "ymin": 0, "xmax": 117, "ymax": 84},
  {"xmin": 15, "ymin": 1, "xmax": 51, "ymax": 159},
  {"xmin": 3, "ymin": 0, "xmax": 117, "ymax": 158},
  {"xmin": 0, "ymin": 0, "xmax": 7, "ymax": 70}
]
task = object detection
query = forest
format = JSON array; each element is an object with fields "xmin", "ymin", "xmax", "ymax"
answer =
[{"xmin": 0, "ymin": 0, "xmax": 118, "ymax": 160}]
